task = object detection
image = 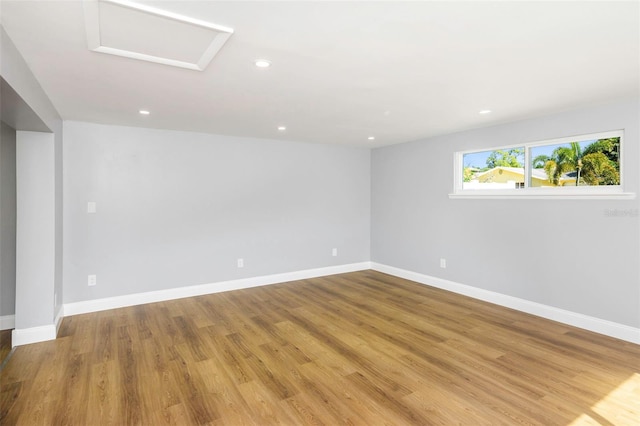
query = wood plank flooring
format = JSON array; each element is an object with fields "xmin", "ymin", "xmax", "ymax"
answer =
[
  {"xmin": 0, "ymin": 330, "xmax": 11, "ymax": 367},
  {"xmin": 1, "ymin": 270, "xmax": 639, "ymax": 425}
]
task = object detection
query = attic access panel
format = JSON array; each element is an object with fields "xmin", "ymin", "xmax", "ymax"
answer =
[{"xmin": 83, "ymin": 0, "xmax": 233, "ymax": 71}]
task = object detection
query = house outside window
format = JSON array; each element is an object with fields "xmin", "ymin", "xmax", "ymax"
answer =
[{"xmin": 452, "ymin": 130, "xmax": 632, "ymax": 199}]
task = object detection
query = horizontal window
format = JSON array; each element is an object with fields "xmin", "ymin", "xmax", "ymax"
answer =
[{"xmin": 452, "ymin": 130, "xmax": 635, "ymax": 199}]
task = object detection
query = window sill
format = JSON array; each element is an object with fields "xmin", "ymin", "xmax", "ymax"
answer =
[{"xmin": 449, "ymin": 192, "xmax": 636, "ymax": 200}]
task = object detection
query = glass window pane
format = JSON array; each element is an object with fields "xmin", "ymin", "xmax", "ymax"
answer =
[
  {"xmin": 462, "ymin": 148, "xmax": 525, "ymax": 190},
  {"xmin": 529, "ymin": 137, "xmax": 620, "ymax": 187}
]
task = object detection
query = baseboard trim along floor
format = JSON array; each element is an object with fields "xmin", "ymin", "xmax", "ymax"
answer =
[
  {"xmin": 371, "ymin": 262, "xmax": 640, "ymax": 345},
  {"xmin": 11, "ymin": 261, "xmax": 639, "ymax": 346}
]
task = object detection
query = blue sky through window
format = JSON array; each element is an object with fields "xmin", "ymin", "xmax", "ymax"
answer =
[{"xmin": 463, "ymin": 139, "xmax": 598, "ymax": 169}]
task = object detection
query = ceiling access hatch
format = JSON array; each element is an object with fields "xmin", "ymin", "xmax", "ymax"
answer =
[{"xmin": 82, "ymin": 0, "xmax": 233, "ymax": 71}]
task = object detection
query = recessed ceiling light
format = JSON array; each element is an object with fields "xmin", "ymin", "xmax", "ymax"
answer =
[
  {"xmin": 277, "ymin": 126, "xmax": 286, "ymax": 131},
  {"xmin": 479, "ymin": 109, "xmax": 492, "ymax": 114},
  {"xmin": 255, "ymin": 59, "xmax": 271, "ymax": 68},
  {"xmin": 368, "ymin": 136, "xmax": 375, "ymax": 140},
  {"xmin": 139, "ymin": 110, "xmax": 150, "ymax": 115}
]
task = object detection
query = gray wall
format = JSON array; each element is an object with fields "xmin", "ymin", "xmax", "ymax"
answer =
[
  {"xmin": 1, "ymin": 26, "xmax": 63, "ymax": 329},
  {"xmin": 372, "ymin": 99, "xmax": 640, "ymax": 328},
  {"xmin": 63, "ymin": 121, "xmax": 370, "ymax": 303},
  {"xmin": 16, "ymin": 131, "xmax": 56, "ymax": 329},
  {"xmin": 0, "ymin": 121, "xmax": 16, "ymax": 318}
]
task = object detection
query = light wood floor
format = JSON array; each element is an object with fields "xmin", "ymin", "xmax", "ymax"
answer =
[{"xmin": 1, "ymin": 271, "xmax": 639, "ymax": 425}]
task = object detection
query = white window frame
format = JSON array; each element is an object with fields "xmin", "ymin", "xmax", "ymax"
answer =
[{"xmin": 450, "ymin": 130, "xmax": 635, "ymax": 200}]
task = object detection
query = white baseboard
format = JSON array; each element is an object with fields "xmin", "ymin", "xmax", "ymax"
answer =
[
  {"xmin": 5, "ymin": 310, "xmax": 63, "ymax": 347},
  {"xmin": 54, "ymin": 305, "xmax": 64, "ymax": 334},
  {"xmin": 12, "ymin": 324, "xmax": 57, "ymax": 347},
  {"xmin": 21, "ymin": 261, "xmax": 639, "ymax": 347},
  {"xmin": 371, "ymin": 262, "xmax": 640, "ymax": 345},
  {"xmin": 0, "ymin": 314, "xmax": 15, "ymax": 330},
  {"xmin": 64, "ymin": 262, "xmax": 372, "ymax": 317}
]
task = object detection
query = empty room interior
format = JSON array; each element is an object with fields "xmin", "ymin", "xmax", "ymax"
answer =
[{"xmin": 1, "ymin": 1, "xmax": 639, "ymax": 424}]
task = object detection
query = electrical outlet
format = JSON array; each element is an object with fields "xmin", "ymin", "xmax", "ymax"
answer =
[
  {"xmin": 332, "ymin": 248, "xmax": 338, "ymax": 257},
  {"xmin": 440, "ymin": 258, "xmax": 447, "ymax": 269},
  {"xmin": 88, "ymin": 274, "xmax": 97, "ymax": 286},
  {"xmin": 237, "ymin": 258, "xmax": 244, "ymax": 268}
]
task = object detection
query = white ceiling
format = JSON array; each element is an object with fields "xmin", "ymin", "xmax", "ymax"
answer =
[{"xmin": 1, "ymin": 1, "xmax": 638, "ymax": 147}]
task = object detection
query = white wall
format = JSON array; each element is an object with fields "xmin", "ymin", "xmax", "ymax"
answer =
[
  {"xmin": 1, "ymin": 26, "xmax": 63, "ymax": 340},
  {"xmin": 0, "ymin": 122, "xmax": 17, "ymax": 322},
  {"xmin": 371, "ymin": 99, "xmax": 640, "ymax": 328},
  {"xmin": 15, "ymin": 131, "xmax": 56, "ymax": 330},
  {"xmin": 63, "ymin": 121, "xmax": 370, "ymax": 303}
]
